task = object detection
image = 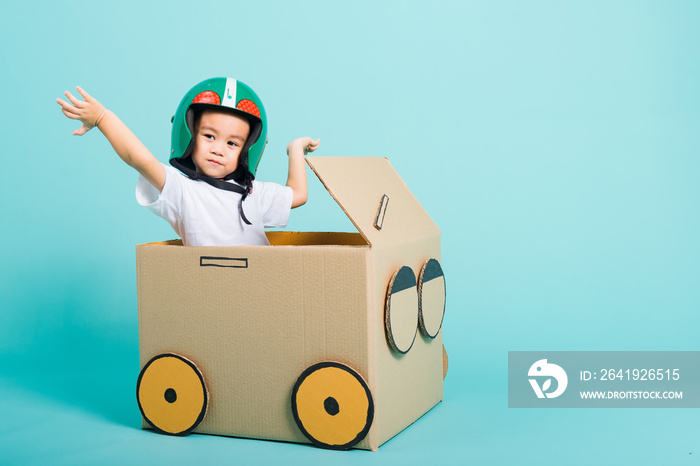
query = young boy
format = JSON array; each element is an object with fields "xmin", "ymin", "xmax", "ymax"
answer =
[{"xmin": 56, "ymin": 77, "xmax": 319, "ymax": 246}]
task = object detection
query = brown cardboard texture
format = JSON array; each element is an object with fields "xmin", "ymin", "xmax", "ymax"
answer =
[{"xmin": 136, "ymin": 156, "xmax": 444, "ymax": 451}]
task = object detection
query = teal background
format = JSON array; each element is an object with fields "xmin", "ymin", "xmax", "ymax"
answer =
[{"xmin": 1, "ymin": 0, "xmax": 699, "ymax": 464}]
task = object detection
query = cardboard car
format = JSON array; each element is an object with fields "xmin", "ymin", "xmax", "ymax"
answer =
[{"xmin": 135, "ymin": 156, "xmax": 446, "ymax": 451}]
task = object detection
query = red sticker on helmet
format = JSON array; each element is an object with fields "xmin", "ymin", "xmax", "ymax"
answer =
[
  {"xmin": 192, "ymin": 91, "xmax": 221, "ymax": 105},
  {"xmin": 236, "ymin": 99, "xmax": 260, "ymax": 118}
]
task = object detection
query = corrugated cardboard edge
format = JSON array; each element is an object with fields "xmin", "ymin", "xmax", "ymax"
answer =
[{"xmin": 306, "ymin": 157, "xmax": 374, "ymax": 246}]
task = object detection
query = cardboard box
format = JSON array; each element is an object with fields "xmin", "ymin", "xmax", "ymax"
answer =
[{"xmin": 135, "ymin": 156, "xmax": 446, "ymax": 451}]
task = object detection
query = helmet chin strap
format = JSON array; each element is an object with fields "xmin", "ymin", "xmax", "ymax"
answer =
[
  {"xmin": 171, "ymin": 157, "xmax": 254, "ymax": 226},
  {"xmin": 194, "ymin": 173, "xmax": 253, "ymax": 226}
]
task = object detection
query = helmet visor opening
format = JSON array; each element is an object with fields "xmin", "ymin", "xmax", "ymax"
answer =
[
  {"xmin": 176, "ymin": 104, "xmax": 262, "ymax": 183},
  {"xmin": 187, "ymin": 104, "xmax": 262, "ymax": 147}
]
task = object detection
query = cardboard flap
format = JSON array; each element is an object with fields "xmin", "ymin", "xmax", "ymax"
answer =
[{"xmin": 306, "ymin": 157, "xmax": 440, "ymax": 246}]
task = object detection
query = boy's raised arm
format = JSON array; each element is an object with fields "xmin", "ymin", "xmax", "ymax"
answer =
[
  {"xmin": 286, "ymin": 137, "xmax": 320, "ymax": 208},
  {"xmin": 57, "ymin": 87, "xmax": 165, "ymax": 191}
]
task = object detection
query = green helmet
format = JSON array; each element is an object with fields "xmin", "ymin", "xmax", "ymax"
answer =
[{"xmin": 170, "ymin": 77, "xmax": 268, "ymax": 184}]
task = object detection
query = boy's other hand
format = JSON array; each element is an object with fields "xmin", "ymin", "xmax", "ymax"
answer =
[
  {"xmin": 56, "ymin": 86, "xmax": 107, "ymax": 136},
  {"xmin": 287, "ymin": 137, "xmax": 321, "ymax": 156}
]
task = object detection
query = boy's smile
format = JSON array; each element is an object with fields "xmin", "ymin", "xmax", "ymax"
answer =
[{"xmin": 192, "ymin": 109, "xmax": 250, "ymax": 180}]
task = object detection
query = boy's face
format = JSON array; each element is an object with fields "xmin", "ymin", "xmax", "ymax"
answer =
[{"xmin": 192, "ymin": 109, "xmax": 250, "ymax": 180}]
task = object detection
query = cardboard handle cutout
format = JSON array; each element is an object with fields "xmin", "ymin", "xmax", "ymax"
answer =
[
  {"xmin": 374, "ymin": 195, "xmax": 389, "ymax": 231},
  {"xmin": 200, "ymin": 256, "xmax": 249, "ymax": 268}
]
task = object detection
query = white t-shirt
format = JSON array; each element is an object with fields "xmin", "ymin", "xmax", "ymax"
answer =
[{"xmin": 136, "ymin": 164, "xmax": 293, "ymax": 246}]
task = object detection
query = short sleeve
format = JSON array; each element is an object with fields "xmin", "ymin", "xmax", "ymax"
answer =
[
  {"xmin": 135, "ymin": 164, "xmax": 185, "ymax": 228},
  {"xmin": 254, "ymin": 181, "xmax": 293, "ymax": 228}
]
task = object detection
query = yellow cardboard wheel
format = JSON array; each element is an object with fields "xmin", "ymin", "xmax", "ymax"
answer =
[
  {"xmin": 291, "ymin": 362, "xmax": 374, "ymax": 450},
  {"xmin": 136, "ymin": 353, "xmax": 208, "ymax": 436}
]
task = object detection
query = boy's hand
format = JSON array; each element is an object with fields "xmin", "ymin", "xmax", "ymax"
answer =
[
  {"xmin": 56, "ymin": 86, "xmax": 107, "ymax": 136},
  {"xmin": 286, "ymin": 137, "xmax": 320, "ymax": 156},
  {"xmin": 286, "ymin": 137, "xmax": 319, "ymax": 208}
]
